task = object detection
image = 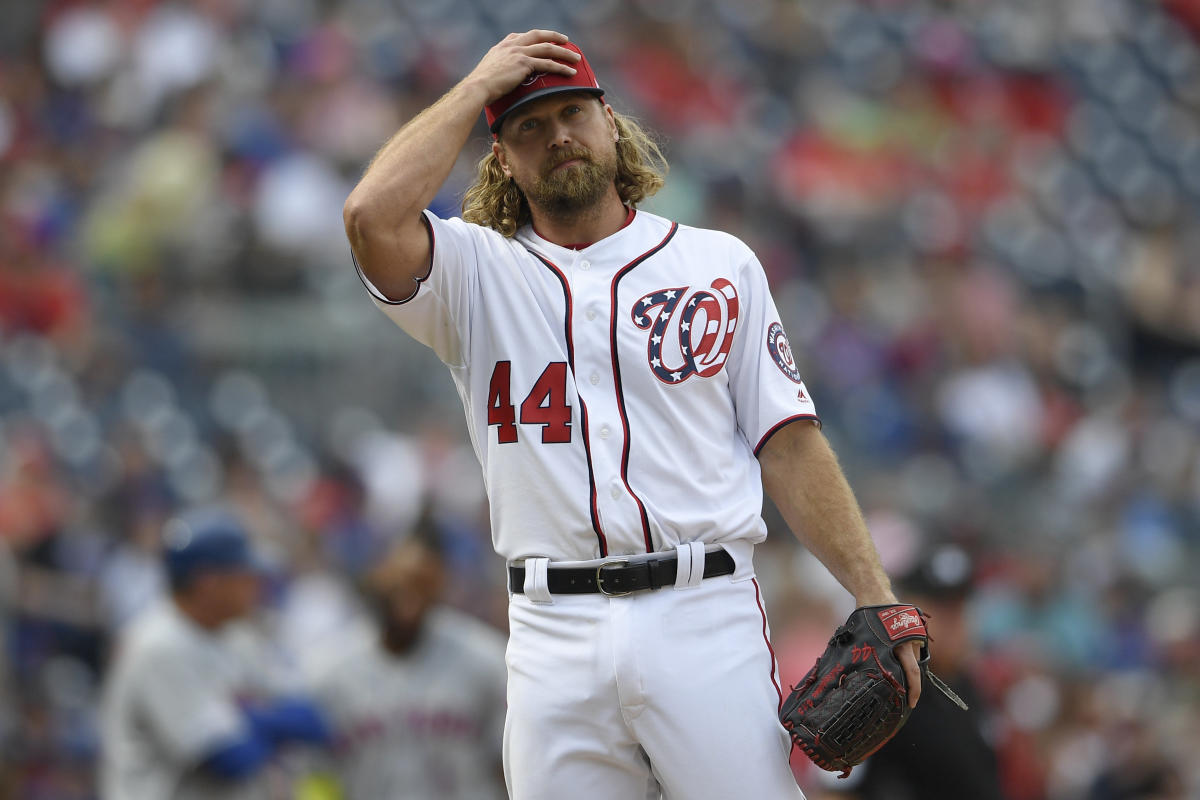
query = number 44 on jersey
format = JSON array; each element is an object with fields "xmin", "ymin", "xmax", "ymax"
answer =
[{"xmin": 487, "ymin": 361, "xmax": 571, "ymax": 444}]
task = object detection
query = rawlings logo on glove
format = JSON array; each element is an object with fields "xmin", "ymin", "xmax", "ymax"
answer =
[
  {"xmin": 878, "ymin": 606, "xmax": 925, "ymax": 640},
  {"xmin": 779, "ymin": 604, "xmax": 967, "ymax": 778}
]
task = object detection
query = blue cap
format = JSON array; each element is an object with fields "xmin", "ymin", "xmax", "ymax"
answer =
[{"xmin": 162, "ymin": 507, "xmax": 261, "ymax": 586}]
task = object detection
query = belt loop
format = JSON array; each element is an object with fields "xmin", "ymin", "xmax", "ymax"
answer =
[
  {"xmin": 687, "ymin": 542, "xmax": 706, "ymax": 587},
  {"xmin": 674, "ymin": 542, "xmax": 706, "ymax": 589},
  {"xmin": 673, "ymin": 544, "xmax": 693, "ymax": 590},
  {"xmin": 721, "ymin": 540, "xmax": 755, "ymax": 581},
  {"xmin": 523, "ymin": 557, "xmax": 553, "ymax": 604}
]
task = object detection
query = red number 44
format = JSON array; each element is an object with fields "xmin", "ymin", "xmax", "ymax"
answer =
[{"xmin": 487, "ymin": 361, "xmax": 572, "ymax": 444}]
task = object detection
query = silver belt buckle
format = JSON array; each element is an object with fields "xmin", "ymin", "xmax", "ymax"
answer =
[{"xmin": 596, "ymin": 559, "xmax": 632, "ymax": 597}]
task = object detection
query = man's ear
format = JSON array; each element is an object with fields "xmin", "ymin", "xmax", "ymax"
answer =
[
  {"xmin": 493, "ymin": 141, "xmax": 512, "ymax": 177},
  {"xmin": 605, "ymin": 104, "xmax": 618, "ymax": 142}
]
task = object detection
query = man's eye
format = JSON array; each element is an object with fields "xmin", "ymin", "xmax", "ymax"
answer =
[
  {"xmin": 519, "ymin": 118, "xmax": 538, "ymax": 132},
  {"xmin": 565, "ymin": 105, "xmax": 582, "ymax": 115}
]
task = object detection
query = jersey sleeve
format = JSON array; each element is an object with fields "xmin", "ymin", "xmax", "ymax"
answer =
[
  {"xmin": 134, "ymin": 644, "xmax": 248, "ymax": 765},
  {"xmin": 354, "ymin": 210, "xmax": 486, "ymax": 369},
  {"xmin": 724, "ymin": 250, "xmax": 820, "ymax": 456}
]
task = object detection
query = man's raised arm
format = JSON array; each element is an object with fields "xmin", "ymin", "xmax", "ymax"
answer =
[{"xmin": 342, "ymin": 30, "xmax": 580, "ymax": 299}]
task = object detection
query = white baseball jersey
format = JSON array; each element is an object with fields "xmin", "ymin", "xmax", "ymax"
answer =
[
  {"xmin": 99, "ymin": 601, "xmax": 269, "ymax": 800},
  {"xmin": 361, "ymin": 208, "xmax": 818, "ymax": 561},
  {"xmin": 306, "ymin": 608, "xmax": 508, "ymax": 800}
]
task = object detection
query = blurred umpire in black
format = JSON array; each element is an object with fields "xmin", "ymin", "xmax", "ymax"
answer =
[{"xmin": 829, "ymin": 543, "xmax": 1006, "ymax": 800}]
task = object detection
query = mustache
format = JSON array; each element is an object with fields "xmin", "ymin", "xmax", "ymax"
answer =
[{"xmin": 546, "ymin": 148, "xmax": 594, "ymax": 169}]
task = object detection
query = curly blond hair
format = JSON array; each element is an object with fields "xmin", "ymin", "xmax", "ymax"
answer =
[{"xmin": 461, "ymin": 111, "xmax": 667, "ymax": 237}]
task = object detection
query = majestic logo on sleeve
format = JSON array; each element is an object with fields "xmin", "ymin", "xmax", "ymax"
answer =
[
  {"xmin": 766, "ymin": 322, "xmax": 803, "ymax": 384},
  {"xmin": 633, "ymin": 279, "xmax": 739, "ymax": 384}
]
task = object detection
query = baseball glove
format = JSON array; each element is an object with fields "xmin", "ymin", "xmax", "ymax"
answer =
[{"xmin": 779, "ymin": 604, "xmax": 966, "ymax": 778}]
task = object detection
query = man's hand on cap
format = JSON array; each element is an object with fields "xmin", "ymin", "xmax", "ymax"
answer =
[{"xmin": 465, "ymin": 30, "xmax": 581, "ymax": 106}]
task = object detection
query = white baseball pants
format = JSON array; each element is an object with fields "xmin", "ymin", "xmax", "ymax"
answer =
[{"xmin": 503, "ymin": 546, "xmax": 806, "ymax": 800}]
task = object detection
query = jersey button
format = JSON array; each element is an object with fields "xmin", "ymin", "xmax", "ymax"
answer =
[
  {"xmin": 599, "ymin": 425, "xmax": 610, "ymax": 438},
  {"xmin": 586, "ymin": 309, "xmax": 597, "ymax": 321},
  {"xmin": 590, "ymin": 373, "xmax": 600, "ymax": 385},
  {"xmin": 580, "ymin": 260, "xmax": 591, "ymax": 270},
  {"xmin": 610, "ymin": 484, "xmax": 622, "ymax": 499}
]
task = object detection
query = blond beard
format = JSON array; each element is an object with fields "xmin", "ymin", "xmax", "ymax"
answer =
[{"xmin": 520, "ymin": 146, "xmax": 619, "ymax": 220}]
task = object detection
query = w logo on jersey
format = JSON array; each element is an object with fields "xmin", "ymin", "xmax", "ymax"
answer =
[{"xmin": 633, "ymin": 279, "xmax": 739, "ymax": 384}]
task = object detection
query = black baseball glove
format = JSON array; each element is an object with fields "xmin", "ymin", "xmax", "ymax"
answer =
[{"xmin": 779, "ymin": 604, "xmax": 966, "ymax": 778}]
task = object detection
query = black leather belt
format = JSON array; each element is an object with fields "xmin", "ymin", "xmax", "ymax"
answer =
[{"xmin": 509, "ymin": 548, "xmax": 735, "ymax": 596}]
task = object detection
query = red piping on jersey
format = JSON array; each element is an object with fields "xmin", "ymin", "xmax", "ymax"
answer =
[
  {"xmin": 352, "ymin": 213, "xmax": 435, "ymax": 305},
  {"xmin": 753, "ymin": 577, "xmax": 784, "ymax": 709},
  {"xmin": 608, "ymin": 222, "xmax": 679, "ymax": 553},
  {"xmin": 753, "ymin": 413, "xmax": 822, "ymax": 457},
  {"xmin": 530, "ymin": 252, "xmax": 608, "ymax": 556}
]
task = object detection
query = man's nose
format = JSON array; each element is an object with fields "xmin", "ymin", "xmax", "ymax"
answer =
[{"xmin": 546, "ymin": 119, "xmax": 572, "ymax": 147}]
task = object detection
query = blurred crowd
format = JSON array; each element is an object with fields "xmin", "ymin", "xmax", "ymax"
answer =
[{"xmin": 1, "ymin": 0, "xmax": 1199, "ymax": 797}]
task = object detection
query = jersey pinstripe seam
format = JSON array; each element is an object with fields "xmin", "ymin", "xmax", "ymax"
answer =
[
  {"xmin": 529, "ymin": 251, "xmax": 608, "ymax": 557},
  {"xmin": 609, "ymin": 222, "xmax": 679, "ymax": 554},
  {"xmin": 752, "ymin": 577, "xmax": 784, "ymax": 709}
]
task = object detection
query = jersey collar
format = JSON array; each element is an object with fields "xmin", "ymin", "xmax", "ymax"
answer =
[{"xmin": 522, "ymin": 206, "xmax": 638, "ymax": 255}]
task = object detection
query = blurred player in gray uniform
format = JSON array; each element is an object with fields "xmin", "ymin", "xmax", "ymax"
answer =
[
  {"xmin": 99, "ymin": 507, "xmax": 332, "ymax": 800},
  {"xmin": 307, "ymin": 533, "xmax": 507, "ymax": 800}
]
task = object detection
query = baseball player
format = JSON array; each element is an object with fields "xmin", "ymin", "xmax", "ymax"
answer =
[
  {"xmin": 343, "ymin": 30, "xmax": 923, "ymax": 799},
  {"xmin": 99, "ymin": 507, "xmax": 332, "ymax": 800},
  {"xmin": 305, "ymin": 533, "xmax": 508, "ymax": 800}
]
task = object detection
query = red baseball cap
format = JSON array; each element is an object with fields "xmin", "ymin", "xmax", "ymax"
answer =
[{"xmin": 485, "ymin": 41, "xmax": 604, "ymax": 137}]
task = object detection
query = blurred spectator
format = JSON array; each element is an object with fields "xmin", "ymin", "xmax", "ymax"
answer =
[
  {"xmin": 0, "ymin": 540, "xmax": 15, "ymax": 740},
  {"xmin": 1086, "ymin": 720, "xmax": 1186, "ymax": 800},
  {"xmin": 304, "ymin": 525, "xmax": 507, "ymax": 800},
  {"xmin": 0, "ymin": 422, "xmax": 70, "ymax": 555}
]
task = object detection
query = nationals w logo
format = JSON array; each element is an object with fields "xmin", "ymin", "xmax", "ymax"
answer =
[{"xmin": 632, "ymin": 279, "xmax": 739, "ymax": 384}]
